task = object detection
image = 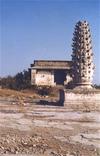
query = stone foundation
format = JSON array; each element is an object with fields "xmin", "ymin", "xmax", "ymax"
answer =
[{"xmin": 64, "ymin": 90, "xmax": 100, "ymax": 111}]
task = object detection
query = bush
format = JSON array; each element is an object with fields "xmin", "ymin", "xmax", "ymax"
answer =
[{"xmin": 0, "ymin": 69, "xmax": 31, "ymax": 90}]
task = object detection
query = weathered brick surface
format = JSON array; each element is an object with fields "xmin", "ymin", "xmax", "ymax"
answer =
[{"xmin": 64, "ymin": 92, "xmax": 100, "ymax": 111}]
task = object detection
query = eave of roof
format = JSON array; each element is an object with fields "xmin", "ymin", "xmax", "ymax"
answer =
[
  {"xmin": 31, "ymin": 60, "xmax": 72, "ymax": 68},
  {"xmin": 31, "ymin": 66, "xmax": 71, "ymax": 70}
]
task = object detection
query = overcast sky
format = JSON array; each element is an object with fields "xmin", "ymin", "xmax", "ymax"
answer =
[{"xmin": 0, "ymin": 0, "xmax": 100, "ymax": 84}]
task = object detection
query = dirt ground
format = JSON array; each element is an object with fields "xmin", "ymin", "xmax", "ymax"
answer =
[{"xmin": 0, "ymin": 89, "xmax": 100, "ymax": 156}]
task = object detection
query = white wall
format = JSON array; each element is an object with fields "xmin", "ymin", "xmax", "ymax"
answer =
[{"xmin": 35, "ymin": 70, "xmax": 55, "ymax": 86}]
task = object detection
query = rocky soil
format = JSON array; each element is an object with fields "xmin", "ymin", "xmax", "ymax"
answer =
[{"xmin": 0, "ymin": 89, "xmax": 100, "ymax": 156}]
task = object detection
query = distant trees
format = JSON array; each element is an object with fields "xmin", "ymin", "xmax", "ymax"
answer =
[
  {"xmin": 14, "ymin": 70, "xmax": 31, "ymax": 90},
  {"xmin": 0, "ymin": 69, "xmax": 31, "ymax": 90},
  {"xmin": 94, "ymin": 84, "xmax": 100, "ymax": 89},
  {"xmin": 0, "ymin": 76, "xmax": 15, "ymax": 89}
]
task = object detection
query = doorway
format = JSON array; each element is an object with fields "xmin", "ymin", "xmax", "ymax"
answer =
[{"xmin": 54, "ymin": 70, "xmax": 66, "ymax": 85}]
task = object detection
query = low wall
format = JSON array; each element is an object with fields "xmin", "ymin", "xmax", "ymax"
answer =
[{"xmin": 64, "ymin": 90, "xmax": 100, "ymax": 111}]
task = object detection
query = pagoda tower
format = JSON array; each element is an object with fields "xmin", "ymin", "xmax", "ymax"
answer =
[{"xmin": 72, "ymin": 21, "xmax": 94, "ymax": 88}]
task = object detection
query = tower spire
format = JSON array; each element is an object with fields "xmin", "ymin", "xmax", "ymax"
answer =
[{"xmin": 72, "ymin": 21, "xmax": 94, "ymax": 88}]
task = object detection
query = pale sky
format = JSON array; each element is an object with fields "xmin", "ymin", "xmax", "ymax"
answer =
[{"xmin": 0, "ymin": 0, "xmax": 100, "ymax": 84}]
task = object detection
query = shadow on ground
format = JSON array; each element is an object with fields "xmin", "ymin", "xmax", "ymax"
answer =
[{"xmin": 37, "ymin": 89, "xmax": 65, "ymax": 106}]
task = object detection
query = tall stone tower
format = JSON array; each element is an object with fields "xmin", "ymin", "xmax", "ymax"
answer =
[{"xmin": 72, "ymin": 21, "xmax": 94, "ymax": 88}]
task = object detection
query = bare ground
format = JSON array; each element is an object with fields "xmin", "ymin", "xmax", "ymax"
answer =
[{"xmin": 0, "ymin": 89, "xmax": 100, "ymax": 156}]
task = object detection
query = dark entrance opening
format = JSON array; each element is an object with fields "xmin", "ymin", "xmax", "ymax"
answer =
[{"xmin": 54, "ymin": 70, "xmax": 66, "ymax": 85}]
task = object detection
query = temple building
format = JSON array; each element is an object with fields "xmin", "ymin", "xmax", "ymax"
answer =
[
  {"xmin": 30, "ymin": 21, "xmax": 94, "ymax": 88},
  {"xmin": 31, "ymin": 60, "xmax": 72, "ymax": 86}
]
